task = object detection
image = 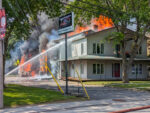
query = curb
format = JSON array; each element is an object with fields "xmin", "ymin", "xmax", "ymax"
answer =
[{"xmin": 109, "ymin": 105, "xmax": 150, "ymax": 113}]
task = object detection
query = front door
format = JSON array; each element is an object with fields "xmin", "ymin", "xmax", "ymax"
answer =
[{"xmin": 112, "ymin": 63, "xmax": 120, "ymax": 77}]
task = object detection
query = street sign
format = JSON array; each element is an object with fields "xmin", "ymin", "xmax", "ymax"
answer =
[
  {"xmin": 0, "ymin": 9, "xmax": 6, "ymax": 40},
  {"xmin": 58, "ymin": 12, "xmax": 74, "ymax": 35}
]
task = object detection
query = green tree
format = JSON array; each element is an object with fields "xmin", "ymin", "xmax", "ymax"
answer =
[
  {"xmin": 4, "ymin": 0, "xmax": 63, "ymax": 58},
  {"xmin": 3, "ymin": 0, "xmax": 64, "ymax": 87},
  {"xmin": 67, "ymin": 0, "xmax": 150, "ymax": 83}
]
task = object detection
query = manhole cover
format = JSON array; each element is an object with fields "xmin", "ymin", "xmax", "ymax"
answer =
[{"xmin": 112, "ymin": 99, "xmax": 126, "ymax": 102}]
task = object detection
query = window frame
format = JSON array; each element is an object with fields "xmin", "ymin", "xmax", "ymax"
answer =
[
  {"xmin": 93, "ymin": 43, "xmax": 104, "ymax": 55},
  {"xmin": 93, "ymin": 43, "xmax": 96, "ymax": 54},
  {"xmin": 93, "ymin": 63, "xmax": 105, "ymax": 75},
  {"xmin": 132, "ymin": 64, "xmax": 142, "ymax": 75},
  {"xmin": 137, "ymin": 47, "xmax": 142, "ymax": 55}
]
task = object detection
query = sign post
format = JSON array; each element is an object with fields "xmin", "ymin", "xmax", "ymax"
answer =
[
  {"xmin": 65, "ymin": 33, "xmax": 68, "ymax": 94},
  {"xmin": 0, "ymin": 0, "xmax": 6, "ymax": 108},
  {"xmin": 58, "ymin": 12, "xmax": 74, "ymax": 94}
]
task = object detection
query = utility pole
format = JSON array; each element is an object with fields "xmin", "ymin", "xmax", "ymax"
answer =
[{"xmin": 0, "ymin": 0, "xmax": 3, "ymax": 109}]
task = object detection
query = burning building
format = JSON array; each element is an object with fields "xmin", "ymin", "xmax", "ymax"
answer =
[{"xmin": 56, "ymin": 15, "xmax": 150, "ymax": 80}]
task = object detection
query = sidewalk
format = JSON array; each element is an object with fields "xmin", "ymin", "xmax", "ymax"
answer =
[{"xmin": 1, "ymin": 99, "xmax": 150, "ymax": 113}]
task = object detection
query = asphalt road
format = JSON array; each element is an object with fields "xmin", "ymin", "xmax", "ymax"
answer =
[{"xmin": 4, "ymin": 78, "xmax": 150, "ymax": 113}]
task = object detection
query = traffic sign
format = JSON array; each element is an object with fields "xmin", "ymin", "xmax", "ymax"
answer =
[{"xmin": 0, "ymin": 9, "xmax": 6, "ymax": 40}]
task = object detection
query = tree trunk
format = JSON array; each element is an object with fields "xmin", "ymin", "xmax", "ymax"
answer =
[
  {"xmin": 122, "ymin": 58, "xmax": 129, "ymax": 83},
  {"xmin": 121, "ymin": 42, "xmax": 129, "ymax": 83},
  {"xmin": 3, "ymin": 34, "xmax": 9, "ymax": 89}
]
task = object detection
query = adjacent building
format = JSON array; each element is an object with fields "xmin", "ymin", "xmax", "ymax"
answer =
[{"xmin": 147, "ymin": 34, "xmax": 150, "ymax": 57}]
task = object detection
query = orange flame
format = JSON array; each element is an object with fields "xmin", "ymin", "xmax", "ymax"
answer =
[
  {"xmin": 19, "ymin": 54, "xmax": 35, "ymax": 77},
  {"xmin": 68, "ymin": 15, "xmax": 113, "ymax": 37},
  {"xmin": 31, "ymin": 71, "xmax": 36, "ymax": 77},
  {"xmin": 40, "ymin": 50, "xmax": 48, "ymax": 73}
]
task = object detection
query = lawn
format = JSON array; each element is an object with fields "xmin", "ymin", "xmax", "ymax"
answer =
[
  {"xmin": 84, "ymin": 81, "xmax": 150, "ymax": 90},
  {"xmin": 4, "ymin": 84, "xmax": 77, "ymax": 107}
]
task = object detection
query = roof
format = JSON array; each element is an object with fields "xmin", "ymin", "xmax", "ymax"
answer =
[
  {"xmin": 59, "ymin": 55, "xmax": 150, "ymax": 61},
  {"xmin": 55, "ymin": 27, "xmax": 114, "ymax": 43}
]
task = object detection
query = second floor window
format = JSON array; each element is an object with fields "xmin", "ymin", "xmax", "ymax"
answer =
[
  {"xmin": 137, "ymin": 47, "xmax": 142, "ymax": 55},
  {"xmin": 93, "ymin": 43, "xmax": 104, "ymax": 55},
  {"xmin": 93, "ymin": 43, "xmax": 96, "ymax": 54}
]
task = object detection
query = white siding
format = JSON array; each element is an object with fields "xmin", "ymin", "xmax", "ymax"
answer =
[
  {"xmin": 71, "ymin": 38, "xmax": 87, "ymax": 57},
  {"xmin": 70, "ymin": 60, "xmax": 87, "ymax": 79},
  {"xmin": 87, "ymin": 29, "xmax": 148, "ymax": 58}
]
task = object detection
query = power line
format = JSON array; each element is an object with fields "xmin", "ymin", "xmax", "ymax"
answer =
[
  {"xmin": 77, "ymin": 0, "xmax": 107, "ymax": 10},
  {"xmin": 76, "ymin": 0, "xmax": 123, "ymax": 15},
  {"xmin": 55, "ymin": 0, "xmax": 99, "ymax": 15},
  {"xmin": 24, "ymin": 0, "xmax": 40, "ymax": 31},
  {"xmin": 43, "ymin": 0, "xmax": 58, "ymax": 27},
  {"xmin": 5, "ymin": 0, "xmax": 29, "ymax": 35},
  {"xmin": 55, "ymin": 0, "xmax": 137, "ymax": 25},
  {"xmin": 16, "ymin": 0, "xmax": 28, "ymax": 21},
  {"xmin": 54, "ymin": 0, "xmax": 120, "ymax": 21}
]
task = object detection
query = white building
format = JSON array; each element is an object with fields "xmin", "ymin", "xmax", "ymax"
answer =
[{"xmin": 57, "ymin": 28, "xmax": 150, "ymax": 80}]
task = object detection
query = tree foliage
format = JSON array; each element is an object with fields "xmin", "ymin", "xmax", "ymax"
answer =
[
  {"xmin": 67, "ymin": 0, "xmax": 150, "ymax": 82},
  {"xmin": 3, "ymin": 0, "xmax": 64, "ymax": 59}
]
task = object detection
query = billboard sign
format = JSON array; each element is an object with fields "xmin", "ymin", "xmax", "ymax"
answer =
[
  {"xmin": 58, "ymin": 12, "xmax": 74, "ymax": 34},
  {"xmin": 0, "ymin": 9, "xmax": 6, "ymax": 40}
]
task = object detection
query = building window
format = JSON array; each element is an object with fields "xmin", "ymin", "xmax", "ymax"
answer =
[
  {"xmin": 93, "ymin": 64, "xmax": 104, "ymax": 74},
  {"xmin": 93, "ymin": 64, "xmax": 96, "ymax": 74},
  {"xmin": 100, "ymin": 43, "xmax": 104, "ymax": 54},
  {"xmin": 93, "ymin": 43, "xmax": 96, "ymax": 54},
  {"xmin": 93, "ymin": 43, "xmax": 104, "ymax": 55},
  {"xmin": 115, "ymin": 44, "xmax": 120, "ymax": 57},
  {"xmin": 132, "ymin": 64, "xmax": 142, "ymax": 75},
  {"xmin": 81, "ymin": 43, "xmax": 84, "ymax": 55},
  {"xmin": 97, "ymin": 64, "xmax": 100, "ymax": 74},
  {"xmin": 139, "ymin": 64, "xmax": 142, "ymax": 74},
  {"xmin": 80, "ymin": 64, "xmax": 84, "ymax": 74},
  {"xmin": 137, "ymin": 47, "xmax": 142, "ymax": 54},
  {"xmin": 97, "ymin": 43, "xmax": 100, "ymax": 54},
  {"xmin": 101, "ymin": 64, "xmax": 104, "ymax": 74}
]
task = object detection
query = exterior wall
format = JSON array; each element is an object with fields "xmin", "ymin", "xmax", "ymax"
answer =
[
  {"xmin": 69, "ymin": 60, "xmax": 87, "ymax": 79},
  {"xmin": 125, "ymin": 40, "xmax": 147, "ymax": 58},
  {"xmin": 60, "ymin": 60, "xmax": 87, "ymax": 79},
  {"xmin": 128, "ymin": 61, "xmax": 148, "ymax": 79},
  {"xmin": 87, "ymin": 60, "xmax": 122, "ymax": 80},
  {"xmin": 71, "ymin": 38, "xmax": 87, "ymax": 57},
  {"xmin": 58, "ymin": 28, "xmax": 149, "ymax": 80},
  {"xmin": 87, "ymin": 29, "xmax": 115, "ymax": 56},
  {"xmin": 87, "ymin": 29, "xmax": 148, "ymax": 58},
  {"xmin": 86, "ymin": 60, "xmax": 148, "ymax": 80},
  {"xmin": 59, "ymin": 33, "xmax": 85, "ymax": 60},
  {"xmin": 59, "ymin": 40, "xmax": 72, "ymax": 60}
]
